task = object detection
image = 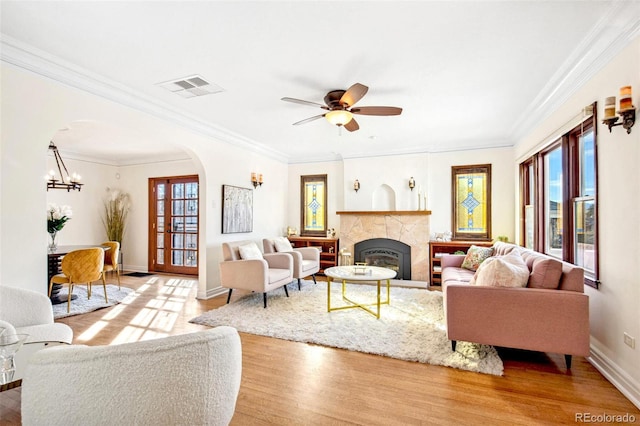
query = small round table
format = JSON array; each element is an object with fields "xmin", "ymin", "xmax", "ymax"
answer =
[{"xmin": 324, "ymin": 265, "xmax": 397, "ymax": 319}]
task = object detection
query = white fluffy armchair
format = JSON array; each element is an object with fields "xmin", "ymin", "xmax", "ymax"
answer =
[
  {"xmin": 22, "ymin": 326, "xmax": 242, "ymax": 426},
  {"xmin": 0, "ymin": 285, "xmax": 72, "ymax": 344}
]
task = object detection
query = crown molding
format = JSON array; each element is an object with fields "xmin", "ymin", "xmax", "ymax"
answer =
[
  {"xmin": 510, "ymin": 1, "xmax": 640, "ymax": 144},
  {"xmin": 0, "ymin": 35, "xmax": 290, "ymax": 164}
]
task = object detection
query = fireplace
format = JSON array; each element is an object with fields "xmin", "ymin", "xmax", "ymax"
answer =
[{"xmin": 354, "ymin": 238, "xmax": 411, "ymax": 280}]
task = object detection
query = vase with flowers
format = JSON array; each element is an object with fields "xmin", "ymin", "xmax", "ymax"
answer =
[{"xmin": 47, "ymin": 203, "xmax": 72, "ymax": 251}]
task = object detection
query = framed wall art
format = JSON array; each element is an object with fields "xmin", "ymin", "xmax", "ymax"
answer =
[
  {"xmin": 451, "ymin": 164, "xmax": 492, "ymax": 241},
  {"xmin": 222, "ymin": 185, "xmax": 253, "ymax": 234},
  {"xmin": 300, "ymin": 174, "xmax": 327, "ymax": 237}
]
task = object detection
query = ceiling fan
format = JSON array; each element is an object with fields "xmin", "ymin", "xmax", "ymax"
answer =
[{"xmin": 281, "ymin": 83, "xmax": 402, "ymax": 132}]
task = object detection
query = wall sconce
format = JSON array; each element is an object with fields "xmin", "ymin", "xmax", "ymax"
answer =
[
  {"xmin": 602, "ymin": 86, "xmax": 636, "ymax": 134},
  {"xmin": 353, "ymin": 179, "xmax": 360, "ymax": 192},
  {"xmin": 409, "ymin": 177, "xmax": 415, "ymax": 191},
  {"xmin": 251, "ymin": 172, "xmax": 263, "ymax": 188}
]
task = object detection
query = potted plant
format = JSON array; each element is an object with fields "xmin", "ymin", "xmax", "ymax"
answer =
[{"xmin": 102, "ymin": 188, "xmax": 130, "ymax": 245}]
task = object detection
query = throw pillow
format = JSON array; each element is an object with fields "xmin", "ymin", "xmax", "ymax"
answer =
[
  {"xmin": 470, "ymin": 251, "xmax": 529, "ymax": 288},
  {"xmin": 238, "ymin": 242, "xmax": 263, "ymax": 260},
  {"xmin": 461, "ymin": 245, "xmax": 494, "ymax": 271},
  {"xmin": 528, "ymin": 257, "xmax": 563, "ymax": 289},
  {"xmin": 273, "ymin": 237, "xmax": 294, "ymax": 252}
]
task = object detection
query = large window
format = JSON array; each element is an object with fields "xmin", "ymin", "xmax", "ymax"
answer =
[{"xmin": 519, "ymin": 102, "xmax": 598, "ymax": 288}]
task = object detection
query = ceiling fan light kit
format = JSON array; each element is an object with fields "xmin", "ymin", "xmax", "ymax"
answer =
[
  {"xmin": 325, "ymin": 110, "xmax": 353, "ymax": 126},
  {"xmin": 283, "ymin": 83, "xmax": 402, "ymax": 132}
]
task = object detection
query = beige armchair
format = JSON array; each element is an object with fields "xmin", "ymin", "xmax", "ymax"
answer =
[
  {"xmin": 263, "ymin": 237, "xmax": 319, "ymax": 290},
  {"xmin": 220, "ymin": 240, "xmax": 294, "ymax": 308}
]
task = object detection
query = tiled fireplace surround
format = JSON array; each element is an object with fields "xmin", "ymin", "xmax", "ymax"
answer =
[{"xmin": 338, "ymin": 211, "xmax": 431, "ymax": 282}]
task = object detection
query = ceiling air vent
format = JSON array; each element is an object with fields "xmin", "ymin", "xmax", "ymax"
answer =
[{"xmin": 157, "ymin": 75, "xmax": 224, "ymax": 98}]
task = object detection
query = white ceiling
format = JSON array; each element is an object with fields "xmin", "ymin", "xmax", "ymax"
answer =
[{"xmin": 2, "ymin": 1, "xmax": 639, "ymax": 164}]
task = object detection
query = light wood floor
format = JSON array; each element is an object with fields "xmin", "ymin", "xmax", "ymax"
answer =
[{"xmin": 2, "ymin": 273, "xmax": 639, "ymax": 425}]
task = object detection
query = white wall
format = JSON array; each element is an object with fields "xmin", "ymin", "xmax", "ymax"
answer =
[
  {"xmin": 428, "ymin": 147, "xmax": 515, "ymax": 241},
  {"xmin": 514, "ymin": 37, "xmax": 640, "ymax": 407},
  {"xmin": 45, "ymin": 156, "xmax": 119, "ymax": 247},
  {"xmin": 288, "ymin": 161, "xmax": 344, "ymax": 236},
  {"xmin": 343, "ymin": 154, "xmax": 429, "ymax": 212},
  {"xmin": 0, "ymin": 63, "xmax": 289, "ymax": 301}
]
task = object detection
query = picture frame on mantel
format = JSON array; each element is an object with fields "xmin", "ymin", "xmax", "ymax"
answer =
[
  {"xmin": 451, "ymin": 164, "xmax": 492, "ymax": 241},
  {"xmin": 300, "ymin": 174, "xmax": 327, "ymax": 237}
]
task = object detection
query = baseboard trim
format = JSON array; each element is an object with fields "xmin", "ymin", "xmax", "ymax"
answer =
[
  {"xmin": 588, "ymin": 345, "xmax": 640, "ymax": 410},
  {"xmin": 199, "ymin": 286, "xmax": 227, "ymax": 300}
]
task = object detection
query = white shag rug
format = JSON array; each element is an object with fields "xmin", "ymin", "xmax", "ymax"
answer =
[
  {"xmin": 190, "ymin": 280, "xmax": 504, "ymax": 375},
  {"xmin": 53, "ymin": 285, "xmax": 135, "ymax": 319}
]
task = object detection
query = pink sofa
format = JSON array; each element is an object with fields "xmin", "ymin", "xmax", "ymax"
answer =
[{"xmin": 441, "ymin": 242, "xmax": 589, "ymax": 368}]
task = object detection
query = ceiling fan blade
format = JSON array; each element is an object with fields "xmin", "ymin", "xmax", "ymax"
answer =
[
  {"xmin": 282, "ymin": 97, "xmax": 328, "ymax": 109},
  {"xmin": 351, "ymin": 106, "xmax": 403, "ymax": 116},
  {"xmin": 340, "ymin": 83, "xmax": 368, "ymax": 107},
  {"xmin": 344, "ymin": 117, "xmax": 359, "ymax": 132},
  {"xmin": 292, "ymin": 114, "xmax": 325, "ymax": 126}
]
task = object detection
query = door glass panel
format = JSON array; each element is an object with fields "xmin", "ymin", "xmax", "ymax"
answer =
[
  {"xmin": 156, "ymin": 233, "xmax": 164, "ymax": 249},
  {"xmin": 172, "ymin": 217, "xmax": 184, "ymax": 233},
  {"xmin": 157, "ymin": 184, "xmax": 165, "ymax": 200},
  {"xmin": 157, "ymin": 216, "xmax": 164, "ymax": 233},
  {"xmin": 157, "ymin": 249, "xmax": 164, "ymax": 264},
  {"xmin": 186, "ymin": 234, "xmax": 197, "ymax": 249},
  {"xmin": 186, "ymin": 250, "xmax": 197, "ymax": 266},
  {"xmin": 157, "ymin": 200, "xmax": 164, "ymax": 216},
  {"xmin": 186, "ymin": 217, "xmax": 197, "ymax": 233},
  {"xmin": 186, "ymin": 200, "xmax": 198, "ymax": 215},
  {"xmin": 172, "ymin": 250, "xmax": 183, "ymax": 266},
  {"xmin": 172, "ymin": 233, "xmax": 184, "ymax": 249},
  {"xmin": 186, "ymin": 183, "xmax": 198, "ymax": 198},
  {"xmin": 172, "ymin": 200, "xmax": 184, "ymax": 215},
  {"xmin": 172, "ymin": 183, "xmax": 184, "ymax": 199}
]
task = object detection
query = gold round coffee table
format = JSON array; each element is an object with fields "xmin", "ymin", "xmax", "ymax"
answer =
[{"xmin": 324, "ymin": 265, "xmax": 397, "ymax": 319}]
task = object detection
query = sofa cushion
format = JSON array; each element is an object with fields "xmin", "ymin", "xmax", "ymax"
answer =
[
  {"xmin": 461, "ymin": 245, "xmax": 494, "ymax": 271},
  {"xmin": 238, "ymin": 242, "xmax": 263, "ymax": 260},
  {"xmin": 273, "ymin": 237, "xmax": 294, "ymax": 252},
  {"xmin": 528, "ymin": 257, "xmax": 563, "ymax": 289},
  {"xmin": 470, "ymin": 251, "xmax": 529, "ymax": 288}
]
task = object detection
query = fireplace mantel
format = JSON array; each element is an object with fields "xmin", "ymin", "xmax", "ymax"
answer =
[{"xmin": 336, "ymin": 210, "xmax": 431, "ymax": 216}]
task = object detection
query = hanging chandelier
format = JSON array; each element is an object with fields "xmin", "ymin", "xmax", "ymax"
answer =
[{"xmin": 46, "ymin": 141, "xmax": 83, "ymax": 192}]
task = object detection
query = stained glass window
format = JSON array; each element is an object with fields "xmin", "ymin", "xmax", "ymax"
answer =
[
  {"xmin": 451, "ymin": 164, "xmax": 491, "ymax": 241},
  {"xmin": 300, "ymin": 175, "xmax": 327, "ymax": 236}
]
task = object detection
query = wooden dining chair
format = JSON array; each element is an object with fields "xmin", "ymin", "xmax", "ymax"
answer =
[
  {"xmin": 48, "ymin": 248, "xmax": 106, "ymax": 313},
  {"xmin": 101, "ymin": 241, "xmax": 121, "ymax": 289}
]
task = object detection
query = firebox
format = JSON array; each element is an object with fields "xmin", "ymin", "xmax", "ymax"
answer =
[{"xmin": 354, "ymin": 238, "xmax": 411, "ymax": 280}]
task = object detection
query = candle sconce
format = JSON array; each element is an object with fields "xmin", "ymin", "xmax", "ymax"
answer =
[
  {"xmin": 353, "ymin": 179, "xmax": 360, "ymax": 192},
  {"xmin": 602, "ymin": 86, "xmax": 636, "ymax": 134},
  {"xmin": 251, "ymin": 172, "xmax": 263, "ymax": 188},
  {"xmin": 603, "ymin": 109, "xmax": 635, "ymax": 134},
  {"xmin": 408, "ymin": 177, "xmax": 415, "ymax": 191}
]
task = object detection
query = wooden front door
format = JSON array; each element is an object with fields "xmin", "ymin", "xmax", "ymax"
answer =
[{"xmin": 149, "ymin": 175, "xmax": 199, "ymax": 275}]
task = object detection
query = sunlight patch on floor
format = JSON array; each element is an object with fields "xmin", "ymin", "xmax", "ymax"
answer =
[
  {"xmin": 108, "ymin": 275, "xmax": 196, "ymax": 345},
  {"xmin": 76, "ymin": 320, "xmax": 108, "ymax": 342}
]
